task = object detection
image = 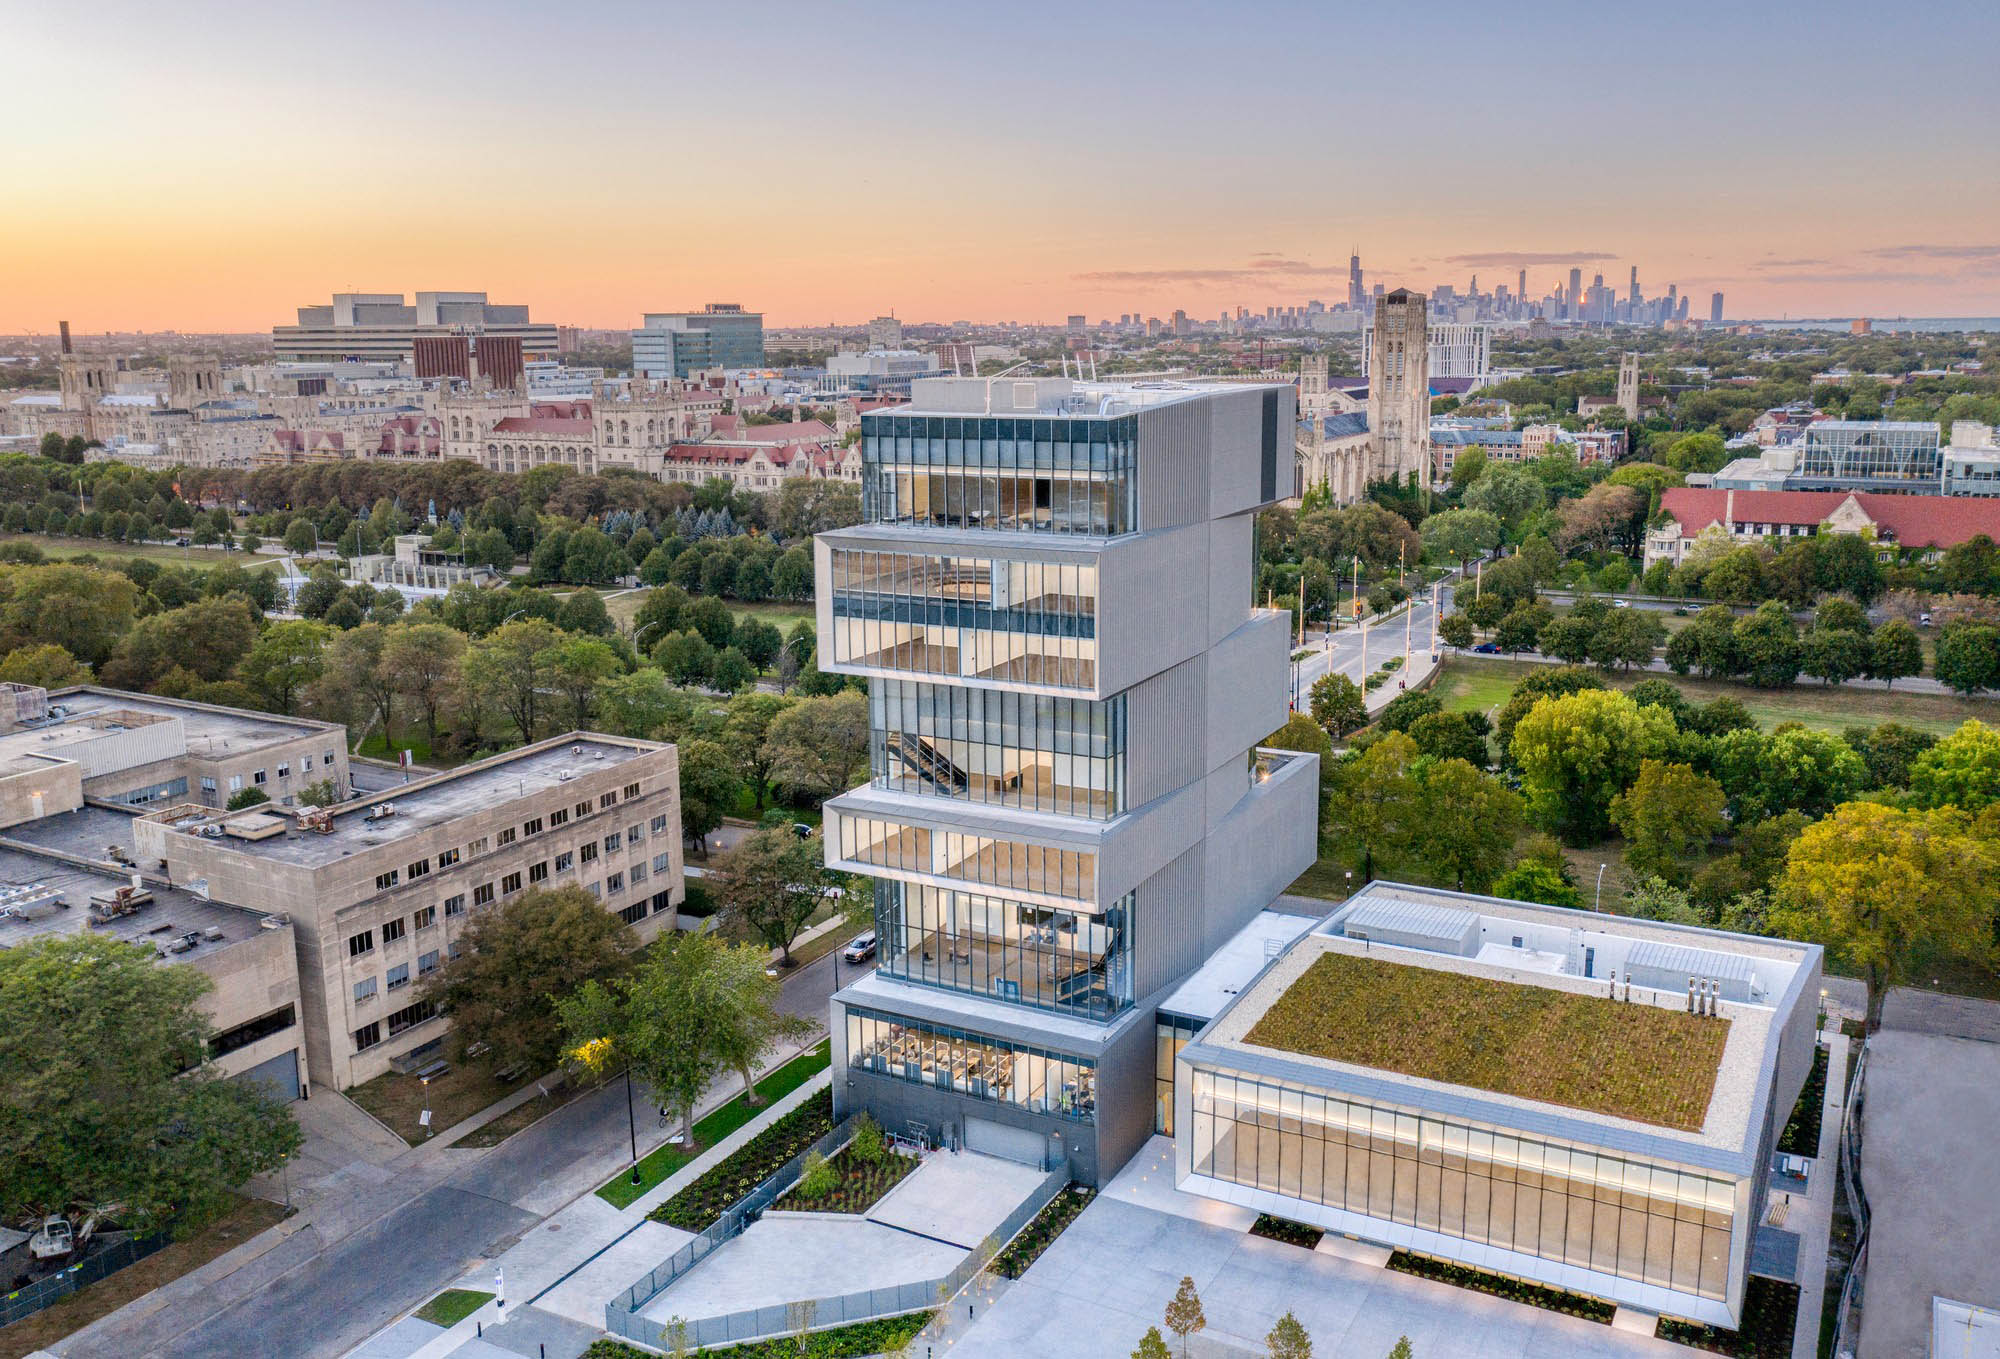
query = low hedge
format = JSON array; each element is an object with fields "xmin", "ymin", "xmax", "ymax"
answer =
[
  {"xmin": 648, "ymin": 1090, "xmax": 835, "ymax": 1232},
  {"xmin": 1387, "ymin": 1252, "xmax": 1614, "ymax": 1324},
  {"xmin": 583, "ymin": 1311, "xmax": 932, "ymax": 1359},
  {"xmin": 992, "ymin": 1185, "xmax": 1095, "ymax": 1279},
  {"xmin": 1658, "ymin": 1278, "xmax": 1800, "ymax": 1358},
  {"xmin": 1249, "ymin": 1214, "xmax": 1323, "ymax": 1249}
]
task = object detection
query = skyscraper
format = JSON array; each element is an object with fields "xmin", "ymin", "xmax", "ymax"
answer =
[
  {"xmin": 818, "ymin": 375, "xmax": 1317, "ymax": 1184},
  {"xmin": 1628, "ymin": 266, "xmax": 1640, "ymax": 306},
  {"xmin": 1711, "ymin": 292, "xmax": 1725, "ymax": 325},
  {"xmin": 1368, "ymin": 289, "xmax": 1431, "ymax": 485},
  {"xmin": 1348, "ymin": 251, "xmax": 1364, "ymax": 309},
  {"xmin": 1518, "ymin": 269, "xmax": 1528, "ymax": 308},
  {"xmin": 1568, "ymin": 267, "xmax": 1583, "ymax": 320}
]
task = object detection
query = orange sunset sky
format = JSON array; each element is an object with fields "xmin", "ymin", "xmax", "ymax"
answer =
[{"xmin": 5, "ymin": 1, "xmax": 1998, "ymax": 334}]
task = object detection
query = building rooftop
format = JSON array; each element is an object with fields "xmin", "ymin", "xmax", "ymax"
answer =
[
  {"xmin": 1157, "ymin": 902, "xmax": 1322, "ymax": 1022},
  {"xmin": 1191, "ymin": 883, "xmax": 1817, "ymax": 1157},
  {"xmin": 1241, "ymin": 948, "xmax": 1728, "ymax": 1132},
  {"xmin": 891, "ymin": 376, "xmax": 1287, "ymax": 421},
  {"xmin": 0, "ymin": 834, "xmax": 274, "ymax": 960},
  {"xmin": 45, "ymin": 687, "xmax": 339, "ymax": 761},
  {"xmin": 143, "ymin": 736, "xmax": 656, "ymax": 868}
]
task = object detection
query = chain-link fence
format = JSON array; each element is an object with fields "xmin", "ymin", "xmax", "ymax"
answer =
[{"xmin": 0, "ymin": 1232, "xmax": 170, "ymax": 1329}]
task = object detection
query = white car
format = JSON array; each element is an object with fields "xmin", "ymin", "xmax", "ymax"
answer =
[{"xmin": 29, "ymin": 1215, "xmax": 73, "ymax": 1259}]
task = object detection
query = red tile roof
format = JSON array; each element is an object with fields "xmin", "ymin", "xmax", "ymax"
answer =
[{"xmin": 1660, "ymin": 487, "xmax": 2000, "ymax": 550}]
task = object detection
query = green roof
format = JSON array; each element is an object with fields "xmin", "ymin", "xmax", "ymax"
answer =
[{"xmin": 1242, "ymin": 950, "xmax": 1730, "ymax": 1132}]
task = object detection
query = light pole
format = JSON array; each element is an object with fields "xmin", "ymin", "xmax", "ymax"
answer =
[
  {"xmin": 625, "ymin": 1066, "xmax": 642, "ymax": 1185},
  {"xmin": 1595, "ymin": 863, "xmax": 1608, "ymax": 911}
]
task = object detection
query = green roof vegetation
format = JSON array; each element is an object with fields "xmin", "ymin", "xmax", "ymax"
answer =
[{"xmin": 1243, "ymin": 950, "xmax": 1729, "ymax": 1132}]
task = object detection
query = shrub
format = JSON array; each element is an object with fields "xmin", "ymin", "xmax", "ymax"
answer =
[
  {"xmin": 851, "ymin": 1113, "xmax": 885, "ymax": 1164},
  {"xmin": 798, "ymin": 1149, "xmax": 836, "ymax": 1200}
]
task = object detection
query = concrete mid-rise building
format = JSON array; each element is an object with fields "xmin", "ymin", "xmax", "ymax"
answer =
[
  {"xmin": 817, "ymin": 375, "xmax": 1319, "ymax": 1185},
  {"xmin": 137, "ymin": 733, "xmax": 684, "ymax": 1089},
  {"xmin": 272, "ymin": 292, "xmax": 558, "ymax": 368}
]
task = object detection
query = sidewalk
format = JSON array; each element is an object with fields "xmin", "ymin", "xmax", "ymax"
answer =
[{"xmin": 343, "ymin": 1039, "xmax": 835, "ymax": 1359}]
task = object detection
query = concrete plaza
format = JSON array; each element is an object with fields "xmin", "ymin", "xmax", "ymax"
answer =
[{"xmin": 951, "ymin": 1137, "xmax": 1705, "ymax": 1359}]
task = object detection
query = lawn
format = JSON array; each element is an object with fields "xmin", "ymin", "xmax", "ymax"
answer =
[
  {"xmin": 454, "ymin": 1077, "xmax": 598, "ymax": 1149},
  {"xmin": 346, "ymin": 1060, "xmax": 532, "ymax": 1147},
  {"xmin": 1435, "ymin": 655, "xmax": 1993, "ymax": 737},
  {"xmin": 600, "ymin": 588, "xmax": 812, "ymax": 636},
  {"xmin": 415, "ymin": 1288, "xmax": 492, "ymax": 1326},
  {"xmin": 0, "ymin": 1195, "xmax": 289, "ymax": 1358},
  {"xmin": 597, "ymin": 1040, "xmax": 831, "ymax": 1209},
  {"xmin": 1243, "ymin": 949, "xmax": 1730, "ymax": 1131},
  {"xmin": 0, "ymin": 532, "xmax": 283, "ymax": 572}
]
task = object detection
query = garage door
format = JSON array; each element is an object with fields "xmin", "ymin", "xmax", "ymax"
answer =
[
  {"xmin": 964, "ymin": 1117, "xmax": 1047, "ymax": 1168},
  {"xmin": 233, "ymin": 1048, "xmax": 301, "ymax": 1103}
]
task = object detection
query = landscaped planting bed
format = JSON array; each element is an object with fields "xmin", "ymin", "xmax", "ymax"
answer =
[
  {"xmin": 1776, "ymin": 1043, "xmax": 1829, "ymax": 1158},
  {"xmin": 1387, "ymin": 1252, "xmax": 1615, "ymax": 1324},
  {"xmin": 780, "ymin": 1139, "xmax": 917, "ymax": 1215},
  {"xmin": 1658, "ymin": 1277, "xmax": 1801, "ymax": 1358},
  {"xmin": 1249, "ymin": 1214, "xmax": 1324, "ymax": 1250},
  {"xmin": 991, "ymin": 1185, "xmax": 1095, "ymax": 1279},
  {"xmin": 648, "ymin": 1089, "xmax": 835, "ymax": 1232},
  {"xmin": 1245, "ymin": 950, "xmax": 1729, "ymax": 1131},
  {"xmin": 582, "ymin": 1310, "xmax": 931, "ymax": 1359}
]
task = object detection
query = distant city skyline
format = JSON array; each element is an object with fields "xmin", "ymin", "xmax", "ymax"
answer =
[{"xmin": 4, "ymin": 0, "xmax": 1997, "ymax": 333}]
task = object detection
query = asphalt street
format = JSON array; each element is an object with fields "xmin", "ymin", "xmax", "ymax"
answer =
[{"xmin": 1291, "ymin": 578, "xmax": 1456, "ymax": 707}]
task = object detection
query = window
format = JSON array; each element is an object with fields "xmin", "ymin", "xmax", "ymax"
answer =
[
  {"xmin": 575, "ymin": 801, "xmax": 592, "ymax": 819},
  {"xmin": 627, "ymin": 823, "xmax": 644, "ymax": 844},
  {"xmin": 846, "ymin": 1007, "xmax": 1096, "ymax": 1123},
  {"xmin": 498, "ymin": 827, "xmax": 517, "ymax": 847},
  {"xmin": 529, "ymin": 861, "xmax": 549, "ymax": 884},
  {"xmin": 448, "ymin": 939, "xmax": 464, "ymax": 959},
  {"xmin": 387, "ymin": 1000, "xmax": 437, "ymax": 1037},
  {"xmin": 631, "ymin": 861, "xmax": 647, "ymax": 885},
  {"xmin": 604, "ymin": 831, "xmax": 622, "ymax": 852},
  {"xmin": 413, "ymin": 905, "xmax": 436, "ymax": 930},
  {"xmin": 277, "ymin": 763, "xmax": 290, "ymax": 779},
  {"xmin": 444, "ymin": 894, "xmax": 466, "ymax": 917},
  {"xmin": 354, "ymin": 976, "xmax": 378, "ymax": 1004},
  {"xmin": 324, "ymin": 748, "xmax": 336, "ymax": 766},
  {"xmin": 348, "ymin": 929, "xmax": 375, "ymax": 958},
  {"xmin": 417, "ymin": 949, "xmax": 440, "ymax": 977},
  {"xmin": 550, "ymin": 808, "xmax": 568, "ymax": 827},
  {"xmin": 587, "ymin": 882, "xmax": 601, "ymax": 899},
  {"xmin": 467, "ymin": 837, "xmax": 489, "ymax": 856},
  {"xmin": 522, "ymin": 817, "xmax": 544, "ymax": 837},
  {"xmin": 652, "ymin": 890, "xmax": 674, "ymax": 914},
  {"xmin": 624, "ymin": 782, "xmax": 642, "ymax": 800},
  {"xmin": 437, "ymin": 848, "xmax": 460, "ymax": 868},
  {"xmin": 653, "ymin": 853, "xmax": 671, "ymax": 874},
  {"xmin": 253, "ymin": 769, "xmax": 268, "ymax": 786},
  {"xmin": 651, "ymin": 814, "xmax": 669, "ymax": 835},
  {"xmin": 618, "ymin": 901, "xmax": 647, "ymax": 925},
  {"xmin": 209, "ymin": 1004, "xmax": 297, "ymax": 1059},
  {"xmin": 375, "ymin": 870, "xmax": 400, "ymax": 891},
  {"xmin": 353, "ymin": 1022, "xmax": 382, "ymax": 1051},
  {"xmin": 302, "ymin": 755, "xmax": 313, "ymax": 771},
  {"xmin": 501, "ymin": 871, "xmax": 522, "ymax": 895},
  {"xmin": 580, "ymin": 842, "xmax": 598, "ymax": 864},
  {"xmin": 229, "ymin": 774, "xmax": 243, "ymax": 792},
  {"xmin": 556, "ymin": 851, "xmax": 575, "ymax": 873},
  {"xmin": 200, "ymin": 776, "xmax": 217, "ymax": 794},
  {"xmin": 407, "ymin": 858, "xmax": 431, "ymax": 880},
  {"xmin": 599, "ymin": 792, "xmax": 617, "ymax": 810},
  {"xmin": 606, "ymin": 871, "xmax": 624, "ymax": 893},
  {"xmin": 381, "ymin": 917, "xmax": 406, "ymax": 944},
  {"xmin": 386, "ymin": 962, "xmax": 409, "ymax": 991}
]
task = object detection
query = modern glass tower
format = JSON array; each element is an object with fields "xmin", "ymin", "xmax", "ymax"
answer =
[{"xmin": 817, "ymin": 376, "xmax": 1320, "ymax": 1184}]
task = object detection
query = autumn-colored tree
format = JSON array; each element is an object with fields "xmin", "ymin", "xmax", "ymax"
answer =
[{"xmin": 1164, "ymin": 1276, "xmax": 1207, "ymax": 1358}]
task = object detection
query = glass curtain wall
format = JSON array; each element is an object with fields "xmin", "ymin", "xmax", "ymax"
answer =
[
  {"xmin": 1798, "ymin": 422, "xmax": 1941, "ymax": 485},
  {"xmin": 860, "ymin": 412, "xmax": 1138, "ymax": 536},
  {"xmin": 832, "ymin": 812, "xmax": 1096, "ymax": 906},
  {"xmin": 847, "ymin": 1007, "xmax": 1096, "ymax": 1122},
  {"xmin": 1188, "ymin": 1069, "xmax": 1737, "ymax": 1301},
  {"xmin": 870, "ymin": 680, "xmax": 1124, "ymax": 819},
  {"xmin": 1155, "ymin": 1014, "xmax": 1204, "ymax": 1135},
  {"xmin": 829, "ymin": 549, "xmax": 1098, "ymax": 689},
  {"xmin": 874, "ymin": 881, "xmax": 1132, "ymax": 1018}
]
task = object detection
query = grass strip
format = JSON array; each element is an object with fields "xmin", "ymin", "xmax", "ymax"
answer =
[
  {"xmin": 415, "ymin": 1288, "xmax": 492, "ymax": 1326},
  {"xmin": 596, "ymin": 1040, "xmax": 830, "ymax": 1209}
]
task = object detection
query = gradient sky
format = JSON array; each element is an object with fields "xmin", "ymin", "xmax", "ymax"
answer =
[{"xmin": 6, "ymin": 0, "xmax": 1999, "ymax": 333}]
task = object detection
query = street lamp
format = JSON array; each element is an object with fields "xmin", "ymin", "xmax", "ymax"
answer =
[
  {"xmin": 1595, "ymin": 863, "xmax": 1608, "ymax": 911},
  {"xmin": 626, "ymin": 1066, "xmax": 642, "ymax": 1185}
]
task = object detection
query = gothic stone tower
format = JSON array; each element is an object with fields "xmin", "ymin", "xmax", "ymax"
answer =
[
  {"xmin": 1367, "ymin": 288, "xmax": 1430, "ymax": 484},
  {"xmin": 1617, "ymin": 352, "xmax": 1641, "ymax": 421}
]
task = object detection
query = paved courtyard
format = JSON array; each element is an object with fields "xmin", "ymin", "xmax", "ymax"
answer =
[
  {"xmin": 638, "ymin": 1148, "xmax": 1042, "ymax": 1328},
  {"xmin": 952, "ymin": 1137, "xmax": 1703, "ymax": 1359}
]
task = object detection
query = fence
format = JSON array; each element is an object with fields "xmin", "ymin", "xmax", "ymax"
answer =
[
  {"xmin": 608, "ymin": 1146, "xmax": 1072, "ymax": 1351},
  {"xmin": 0, "ymin": 1231, "xmax": 170, "ymax": 1329}
]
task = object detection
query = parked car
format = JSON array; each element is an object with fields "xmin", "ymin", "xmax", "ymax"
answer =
[
  {"xmin": 1612, "ymin": 599, "xmax": 1631, "ymax": 609},
  {"xmin": 1672, "ymin": 606, "xmax": 1689, "ymax": 617},
  {"xmin": 1472, "ymin": 642, "xmax": 1501, "ymax": 654},
  {"xmin": 841, "ymin": 931, "xmax": 878, "ymax": 964},
  {"xmin": 1921, "ymin": 612, "xmax": 1933, "ymax": 627}
]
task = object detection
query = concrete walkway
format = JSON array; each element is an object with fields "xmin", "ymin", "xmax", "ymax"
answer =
[{"xmin": 1789, "ymin": 1031, "xmax": 1851, "ymax": 1359}]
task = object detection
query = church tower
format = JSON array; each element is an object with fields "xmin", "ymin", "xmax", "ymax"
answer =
[
  {"xmin": 1617, "ymin": 352, "xmax": 1641, "ymax": 421},
  {"xmin": 1367, "ymin": 289, "xmax": 1430, "ymax": 485}
]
